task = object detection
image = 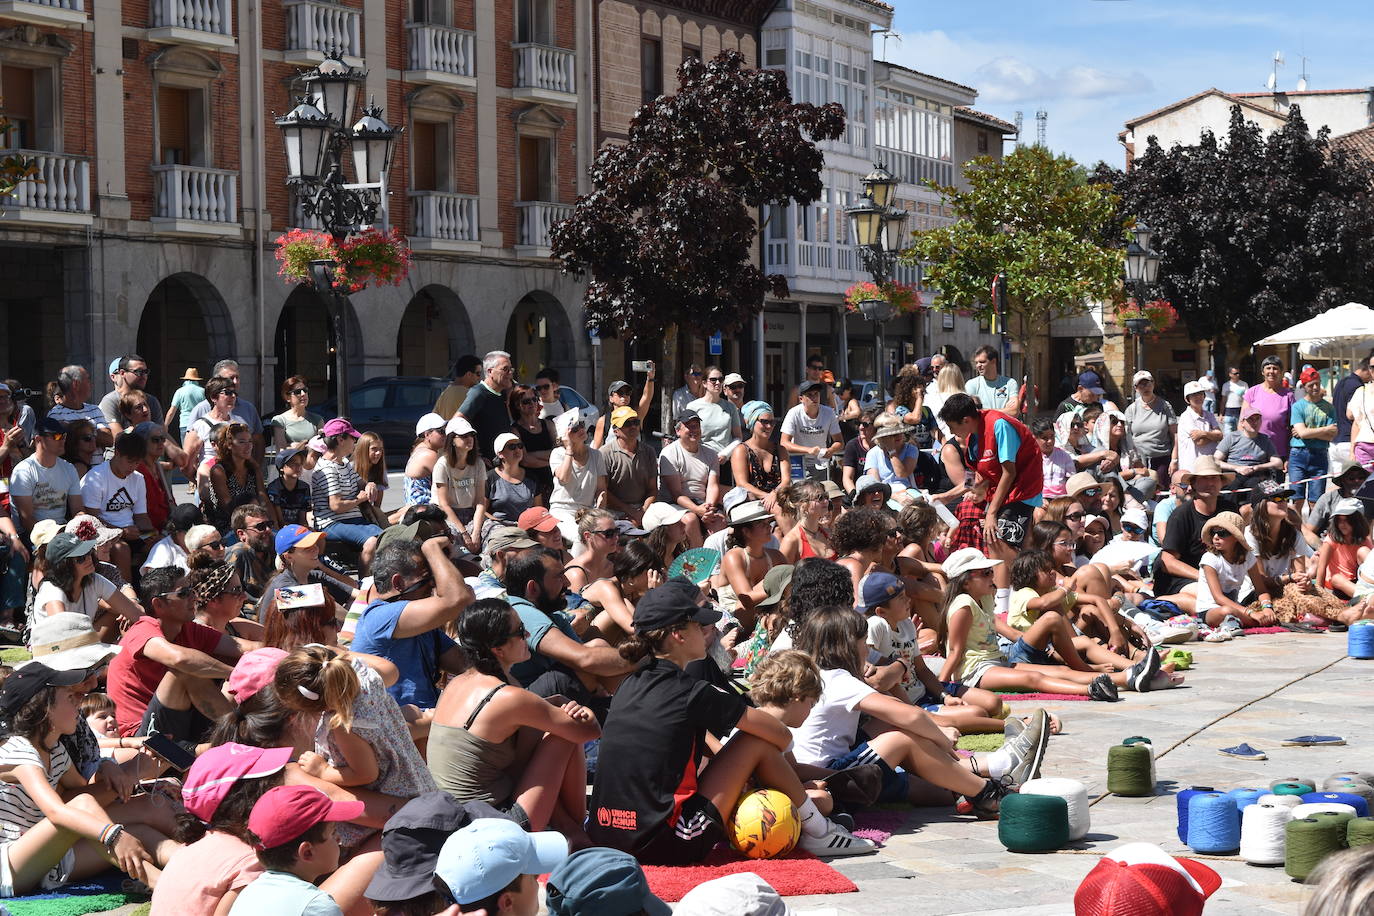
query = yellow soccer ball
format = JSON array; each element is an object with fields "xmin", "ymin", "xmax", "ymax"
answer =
[{"xmin": 729, "ymin": 788, "xmax": 801, "ymax": 859}]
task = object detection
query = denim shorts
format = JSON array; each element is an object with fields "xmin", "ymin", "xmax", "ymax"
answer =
[
  {"xmin": 1006, "ymin": 637, "xmax": 1054, "ymax": 666},
  {"xmin": 827, "ymin": 741, "xmax": 909, "ymax": 803},
  {"xmin": 320, "ymin": 519, "xmax": 382, "ymax": 548}
]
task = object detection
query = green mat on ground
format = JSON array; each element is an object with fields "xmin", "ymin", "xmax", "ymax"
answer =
[
  {"xmin": 955, "ymin": 733, "xmax": 1005, "ymax": 752},
  {"xmin": 0, "ymin": 646, "xmax": 32, "ymax": 665},
  {"xmin": 6, "ymin": 892, "xmax": 142, "ymax": 916}
]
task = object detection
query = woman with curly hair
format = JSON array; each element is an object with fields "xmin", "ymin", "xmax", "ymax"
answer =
[
  {"xmin": 893, "ymin": 502, "xmax": 947, "ymax": 642},
  {"xmin": 429, "ymin": 598, "xmax": 600, "ymax": 839},
  {"xmin": 777, "ymin": 479, "xmax": 836, "ymax": 563},
  {"xmin": 888, "ymin": 368, "xmax": 939, "ymax": 449},
  {"xmin": 187, "ymin": 551, "xmax": 263, "ymax": 647},
  {"xmin": 205, "ymin": 423, "xmax": 267, "ymax": 534},
  {"xmin": 833, "ymin": 507, "xmax": 901, "ymax": 594}
]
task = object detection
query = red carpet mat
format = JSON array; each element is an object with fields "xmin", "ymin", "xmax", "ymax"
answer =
[
  {"xmin": 997, "ymin": 692, "xmax": 1090, "ymax": 701},
  {"xmin": 639, "ymin": 847, "xmax": 859, "ymax": 901}
]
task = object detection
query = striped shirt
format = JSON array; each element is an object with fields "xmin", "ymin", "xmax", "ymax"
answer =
[
  {"xmin": 0, "ymin": 736, "xmax": 71, "ymax": 841},
  {"xmin": 310, "ymin": 457, "xmax": 365, "ymax": 526}
]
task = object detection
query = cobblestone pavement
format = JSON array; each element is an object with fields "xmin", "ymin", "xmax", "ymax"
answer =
[{"xmin": 782, "ymin": 632, "xmax": 1369, "ymax": 915}]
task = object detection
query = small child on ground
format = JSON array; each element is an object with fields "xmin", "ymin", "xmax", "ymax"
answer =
[
  {"xmin": 746, "ymin": 650, "xmax": 844, "ymax": 817},
  {"xmin": 266, "ymin": 448, "xmax": 312, "ymax": 529},
  {"xmin": 80, "ymin": 691, "xmax": 120, "ymax": 753},
  {"xmin": 1315, "ymin": 498, "xmax": 1372, "ymax": 602},
  {"xmin": 230, "ymin": 785, "xmax": 365, "ymax": 916},
  {"xmin": 1195, "ymin": 512, "xmax": 1274, "ymax": 629}
]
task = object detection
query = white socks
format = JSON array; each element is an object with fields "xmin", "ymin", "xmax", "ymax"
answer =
[
  {"xmin": 995, "ymin": 587, "xmax": 1011, "ymax": 616},
  {"xmin": 980, "ymin": 749, "xmax": 1013, "ymax": 780},
  {"xmin": 798, "ymin": 797, "xmax": 829, "ymax": 837}
]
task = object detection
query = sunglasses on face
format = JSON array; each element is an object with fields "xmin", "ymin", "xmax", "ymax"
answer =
[
  {"xmin": 591, "ymin": 528, "xmax": 618, "ymax": 539},
  {"xmin": 535, "ymin": 383, "xmax": 553, "ymax": 391},
  {"xmin": 728, "ymin": 383, "xmax": 744, "ymax": 390},
  {"xmin": 245, "ymin": 520, "xmax": 272, "ymax": 531},
  {"xmin": 1267, "ymin": 494, "xmax": 1291, "ymax": 504},
  {"xmin": 970, "ymin": 567, "xmax": 994, "ymax": 578},
  {"xmin": 290, "ymin": 388, "xmax": 309, "ymax": 396},
  {"xmin": 221, "ymin": 585, "xmax": 246, "ymax": 597},
  {"xmin": 1211, "ymin": 529, "xmax": 1234, "ymax": 539},
  {"xmin": 755, "ymin": 417, "xmax": 775, "ymax": 425},
  {"xmin": 41, "ymin": 431, "xmax": 65, "ymax": 442},
  {"xmin": 158, "ymin": 585, "xmax": 194, "ymax": 600},
  {"xmin": 1081, "ymin": 487, "xmax": 1102, "ymax": 498},
  {"xmin": 221, "ymin": 389, "xmax": 237, "ymax": 397},
  {"xmin": 204, "ymin": 541, "xmax": 224, "ymax": 550},
  {"xmin": 1064, "ymin": 511, "xmax": 1086, "ymax": 522},
  {"xmin": 124, "ymin": 368, "xmax": 149, "ymax": 377},
  {"xmin": 1122, "ymin": 523, "xmax": 1145, "ymax": 535},
  {"xmin": 706, "ymin": 376, "xmax": 724, "ymax": 383},
  {"xmin": 503, "ymin": 443, "xmax": 526, "ymax": 452},
  {"xmin": 1070, "ymin": 423, "xmax": 1084, "ymax": 430}
]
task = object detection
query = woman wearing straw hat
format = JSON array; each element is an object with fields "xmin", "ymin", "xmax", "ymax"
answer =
[
  {"xmin": 165, "ymin": 367, "xmax": 206, "ymax": 444},
  {"xmin": 715, "ymin": 500, "xmax": 786, "ymax": 634}
]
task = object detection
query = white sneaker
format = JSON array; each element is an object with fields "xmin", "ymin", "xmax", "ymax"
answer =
[
  {"xmin": 798, "ymin": 821, "xmax": 879, "ymax": 857},
  {"xmin": 1147, "ymin": 623, "xmax": 1196, "ymax": 645},
  {"xmin": 1202, "ymin": 628, "xmax": 1232, "ymax": 643}
]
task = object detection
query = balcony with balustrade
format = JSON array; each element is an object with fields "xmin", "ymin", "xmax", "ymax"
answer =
[
  {"xmin": 148, "ymin": 0, "xmax": 234, "ymax": 49},
  {"xmin": 405, "ymin": 23, "xmax": 476, "ymax": 89},
  {"xmin": 282, "ymin": 0, "xmax": 361, "ymax": 66},
  {"xmin": 514, "ymin": 200, "xmax": 571, "ymax": 258},
  {"xmin": 512, "ymin": 44, "xmax": 576, "ymax": 106},
  {"xmin": 150, "ymin": 164, "xmax": 239, "ymax": 236},
  {"xmin": 409, "ymin": 191, "xmax": 479, "ymax": 253},
  {"xmin": 0, "ymin": 151, "xmax": 91, "ymax": 227},
  {"xmin": 0, "ymin": 0, "xmax": 84, "ymax": 27}
]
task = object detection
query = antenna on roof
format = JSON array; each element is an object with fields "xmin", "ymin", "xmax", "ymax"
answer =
[
  {"xmin": 1036, "ymin": 109, "xmax": 1047, "ymax": 147},
  {"xmin": 1297, "ymin": 53, "xmax": 1310, "ymax": 91},
  {"xmin": 1267, "ymin": 50, "xmax": 1284, "ymax": 92},
  {"xmin": 1013, "ymin": 111, "xmax": 1024, "ymax": 148},
  {"xmin": 872, "ymin": 28, "xmax": 901, "ymax": 60}
]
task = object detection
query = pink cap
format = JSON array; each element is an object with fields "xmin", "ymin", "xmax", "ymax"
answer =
[
  {"xmin": 224, "ymin": 648, "xmax": 287, "ymax": 703},
  {"xmin": 182, "ymin": 742, "xmax": 294, "ymax": 822},
  {"xmin": 518, "ymin": 506, "xmax": 560, "ymax": 533},
  {"xmin": 321, "ymin": 417, "xmax": 360, "ymax": 438},
  {"xmin": 249, "ymin": 784, "xmax": 365, "ymax": 849}
]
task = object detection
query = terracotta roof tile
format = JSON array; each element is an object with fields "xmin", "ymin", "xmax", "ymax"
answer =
[
  {"xmin": 1332, "ymin": 124, "xmax": 1374, "ymax": 163},
  {"xmin": 954, "ymin": 106, "xmax": 1017, "ymax": 134}
]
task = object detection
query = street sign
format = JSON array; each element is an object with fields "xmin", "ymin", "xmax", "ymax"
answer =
[{"xmin": 708, "ymin": 332, "xmax": 722, "ymax": 356}]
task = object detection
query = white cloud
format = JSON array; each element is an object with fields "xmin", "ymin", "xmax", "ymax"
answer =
[{"xmin": 974, "ymin": 57, "xmax": 1152, "ymax": 104}]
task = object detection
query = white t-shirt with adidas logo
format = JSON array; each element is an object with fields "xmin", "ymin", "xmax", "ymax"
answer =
[{"xmin": 80, "ymin": 462, "xmax": 146, "ymax": 529}]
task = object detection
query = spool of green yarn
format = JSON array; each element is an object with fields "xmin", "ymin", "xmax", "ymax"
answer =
[
  {"xmin": 1107, "ymin": 743, "xmax": 1154, "ymax": 797},
  {"xmin": 1272, "ymin": 781, "xmax": 1315, "ymax": 797},
  {"xmin": 1286, "ymin": 813, "xmax": 1354, "ymax": 880},
  {"xmin": 1270, "ymin": 777, "xmax": 1306, "ymax": 791},
  {"xmin": 1349, "ymin": 817, "xmax": 1374, "ymax": 848},
  {"xmin": 998, "ymin": 793, "xmax": 1070, "ymax": 852}
]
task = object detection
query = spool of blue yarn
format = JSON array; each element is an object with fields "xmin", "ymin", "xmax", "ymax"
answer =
[
  {"xmin": 1188, "ymin": 793, "xmax": 1241, "ymax": 854},
  {"xmin": 1228, "ymin": 787, "xmax": 1266, "ymax": 816},
  {"xmin": 1177, "ymin": 786, "xmax": 1217, "ymax": 844},
  {"xmin": 1302, "ymin": 792, "xmax": 1371, "ymax": 817},
  {"xmin": 1351, "ymin": 622, "xmax": 1374, "ymax": 659}
]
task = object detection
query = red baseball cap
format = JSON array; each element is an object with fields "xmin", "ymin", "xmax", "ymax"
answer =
[
  {"xmin": 1299, "ymin": 367, "xmax": 1320, "ymax": 385},
  {"xmin": 182, "ymin": 742, "xmax": 294, "ymax": 822},
  {"xmin": 518, "ymin": 506, "xmax": 560, "ymax": 533},
  {"xmin": 1075, "ymin": 843, "xmax": 1221, "ymax": 916},
  {"xmin": 248, "ymin": 784, "xmax": 365, "ymax": 849}
]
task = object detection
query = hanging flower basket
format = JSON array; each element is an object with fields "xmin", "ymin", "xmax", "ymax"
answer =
[
  {"xmin": 275, "ymin": 227, "xmax": 412, "ymax": 294},
  {"xmin": 1117, "ymin": 298, "xmax": 1178, "ymax": 334},
  {"xmin": 843, "ymin": 280, "xmax": 923, "ymax": 316}
]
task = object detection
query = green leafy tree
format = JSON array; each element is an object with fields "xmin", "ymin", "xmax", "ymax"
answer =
[
  {"xmin": 1091, "ymin": 104, "xmax": 1374, "ymax": 376},
  {"xmin": 907, "ymin": 146, "xmax": 1126, "ymax": 406},
  {"xmin": 551, "ymin": 49, "xmax": 845, "ymax": 340}
]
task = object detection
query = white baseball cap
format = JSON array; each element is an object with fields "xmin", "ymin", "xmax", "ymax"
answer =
[
  {"xmin": 1133, "ymin": 370, "xmax": 1154, "ymax": 385},
  {"xmin": 1121, "ymin": 507, "xmax": 1149, "ymax": 530},
  {"xmin": 446, "ymin": 415, "xmax": 475, "ymax": 437},
  {"xmin": 941, "ymin": 547, "xmax": 1002, "ymax": 578},
  {"xmin": 415, "ymin": 412, "xmax": 446, "ymax": 436},
  {"xmin": 642, "ymin": 502, "xmax": 688, "ymax": 531},
  {"xmin": 1182, "ymin": 380, "xmax": 1206, "ymax": 398}
]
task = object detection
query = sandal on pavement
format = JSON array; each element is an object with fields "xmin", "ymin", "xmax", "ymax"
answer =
[{"xmin": 1217, "ymin": 742, "xmax": 1268, "ymax": 760}]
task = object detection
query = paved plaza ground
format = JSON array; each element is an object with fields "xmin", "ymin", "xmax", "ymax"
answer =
[{"xmin": 784, "ymin": 630, "xmax": 1370, "ymax": 916}]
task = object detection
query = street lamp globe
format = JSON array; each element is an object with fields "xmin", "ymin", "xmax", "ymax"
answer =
[
  {"xmin": 350, "ymin": 104, "xmax": 400, "ymax": 185},
  {"xmin": 860, "ymin": 164, "xmax": 898, "ymax": 209},
  {"xmin": 882, "ymin": 209, "xmax": 908, "ymax": 255},
  {"xmin": 846, "ymin": 195, "xmax": 884, "ymax": 248},
  {"xmin": 304, "ymin": 54, "xmax": 365, "ymax": 126},
  {"xmin": 1125, "ymin": 221, "xmax": 1161, "ymax": 286},
  {"xmin": 275, "ymin": 98, "xmax": 331, "ymax": 182}
]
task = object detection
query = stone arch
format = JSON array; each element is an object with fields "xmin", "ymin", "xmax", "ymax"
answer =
[
  {"xmin": 136, "ymin": 272, "xmax": 236, "ymax": 408},
  {"xmin": 504, "ymin": 290, "xmax": 575, "ymax": 383},
  {"xmin": 396, "ymin": 285, "xmax": 475, "ymax": 377},
  {"xmin": 272, "ymin": 285, "xmax": 363, "ymax": 406}
]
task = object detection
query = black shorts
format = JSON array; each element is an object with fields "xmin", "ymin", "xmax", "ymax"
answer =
[
  {"xmin": 995, "ymin": 500, "xmax": 1035, "ymax": 549},
  {"xmin": 137, "ymin": 697, "xmax": 209, "ymax": 747},
  {"xmin": 634, "ymin": 793, "xmax": 725, "ymax": 865},
  {"xmin": 523, "ymin": 667, "xmax": 612, "ymax": 724}
]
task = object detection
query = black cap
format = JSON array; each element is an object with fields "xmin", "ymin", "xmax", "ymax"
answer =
[
  {"xmin": 798, "ymin": 379, "xmax": 823, "ymax": 395},
  {"xmin": 364, "ymin": 791, "xmax": 511, "ymax": 903},
  {"xmin": 675, "ymin": 409, "xmax": 700, "ymax": 426},
  {"xmin": 1249, "ymin": 479, "xmax": 1296, "ymax": 505},
  {"xmin": 0, "ymin": 663, "xmax": 87, "ymax": 717},
  {"xmin": 35, "ymin": 416, "xmax": 65, "ymax": 437},
  {"xmin": 631, "ymin": 579, "xmax": 722, "ymax": 634},
  {"xmin": 168, "ymin": 502, "xmax": 204, "ymax": 532},
  {"xmin": 274, "ymin": 446, "xmax": 305, "ymax": 471}
]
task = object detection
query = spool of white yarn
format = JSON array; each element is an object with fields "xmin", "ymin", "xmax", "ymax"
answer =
[
  {"xmin": 1292, "ymin": 802, "xmax": 1359, "ymax": 820},
  {"xmin": 1240, "ymin": 802, "xmax": 1293, "ymax": 865},
  {"xmin": 1019, "ymin": 777, "xmax": 1091, "ymax": 841},
  {"xmin": 1257, "ymin": 794, "xmax": 1303, "ymax": 808}
]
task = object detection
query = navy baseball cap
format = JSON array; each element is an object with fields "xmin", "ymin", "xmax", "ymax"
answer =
[
  {"xmin": 632, "ymin": 580, "xmax": 721, "ymax": 634},
  {"xmin": 36, "ymin": 416, "xmax": 65, "ymax": 437},
  {"xmin": 858, "ymin": 572, "xmax": 904, "ymax": 613}
]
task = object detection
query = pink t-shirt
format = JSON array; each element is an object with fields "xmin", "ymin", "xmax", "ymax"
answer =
[
  {"xmin": 1243, "ymin": 385, "xmax": 1296, "ymax": 458},
  {"xmin": 150, "ymin": 830, "xmax": 264, "ymax": 916},
  {"xmin": 1041, "ymin": 447, "xmax": 1076, "ymax": 498}
]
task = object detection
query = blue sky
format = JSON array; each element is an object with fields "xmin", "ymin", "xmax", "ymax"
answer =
[{"xmin": 884, "ymin": 1, "xmax": 1374, "ymax": 168}]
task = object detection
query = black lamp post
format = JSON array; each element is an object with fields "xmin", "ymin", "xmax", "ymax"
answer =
[
  {"xmin": 275, "ymin": 53, "xmax": 399, "ymax": 417},
  {"xmin": 1122, "ymin": 222, "xmax": 1162, "ymax": 373},
  {"xmin": 844, "ymin": 164, "xmax": 909, "ymax": 400}
]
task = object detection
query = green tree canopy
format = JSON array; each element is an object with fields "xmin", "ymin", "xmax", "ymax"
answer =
[
  {"xmin": 907, "ymin": 146, "xmax": 1126, "ymax": 360},
  {"xmin": 551, "ymin": 49, "xmax": 845, "ymax": 339},
  {"xmin": 1091, "ymin": 104, "xmax": 1374, "ymax": 368}
]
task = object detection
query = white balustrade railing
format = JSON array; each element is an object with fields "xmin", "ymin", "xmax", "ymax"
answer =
[
  {"xmin": 516, "ymin": 200, "xmax": 572, "ymax": 249},
  {"xmin": 765, "ymin": 239, "xmax": 788, "ymax": 269},
  {"xmin": 151, "ymin": 0, "xmax": 232, "ymax": 36},
  {"xmin": 283, "ymin": 0, "xmax": 360, "ymax": 59},
  {"xmin": 1, "ymin": 151, "xmax": 89, "ymax": 213},
  {"xmin": 410, "ymin": 191, "xmax": 478, "ymax": 242},
  {"xmin": 513, "ymin": 43, "xmax": 575, "ymax": 95},
  {"xmin": 7, "ymin": 0, "xmax": 83, "ymax": 10},
  {"xmin": 152, "ymin": 164, "xmax": 237, "ymax": 224},
  {"xmin": 408, "ymin": 23, "xmax": 475, "ymax": 78}
]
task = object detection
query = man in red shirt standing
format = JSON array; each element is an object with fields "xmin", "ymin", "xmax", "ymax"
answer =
[{"xmin": 105, "ymin": 566, "xmax": 240, "ymax": 742}]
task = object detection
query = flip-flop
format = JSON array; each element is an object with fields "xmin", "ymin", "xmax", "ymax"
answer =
[
  {"xmin": 1218, "ymin": 742, "xmax": 1268, "ymax": 760},
  {"xmin": 1282, "ymin": 735, "xmax": 1346, "ymax": 747}
]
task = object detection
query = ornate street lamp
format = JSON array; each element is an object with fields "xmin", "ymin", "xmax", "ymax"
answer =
[
  {"xmin": 845, "ymin": 163, "xmax": 910, "ymax": 402},
  {"xmin": 1122, "ymin": 221, "xmax": 1162, "ymax": 372},
  {"xmin": 275, "ymin": 53, "xmax": 400, "ymax": 416}
]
